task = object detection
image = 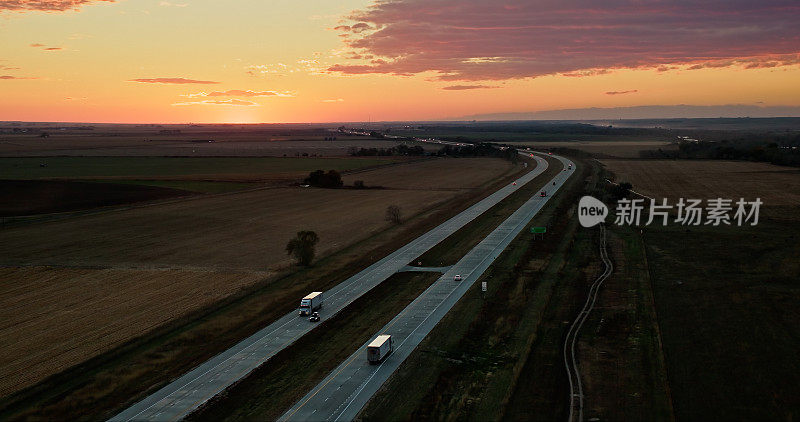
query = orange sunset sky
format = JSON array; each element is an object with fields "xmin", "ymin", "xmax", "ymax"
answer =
[{"xmin": 1, "ymin": 0, "xmax": 799, "ymax": 123}]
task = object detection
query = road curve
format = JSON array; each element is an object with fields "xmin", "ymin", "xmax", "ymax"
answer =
[
  {"xmin": 280, "ymin": 154, "xmax": 575, "ymax": 422},
  {"xmin": 111, "ymin": 155, "xmax": 549, "ymax": 422}
]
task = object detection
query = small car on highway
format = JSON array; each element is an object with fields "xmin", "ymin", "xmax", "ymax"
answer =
[
  {"xmin": 309, "ymin": 312, "xmax": 320, "ymax": 322},
  {"xmin": 540, "ymin": 191, "xmax": 547, "ymax": 197},
  {"xmin": 453, "ymin": 274, "xmax": 463, "ymax": 281}
]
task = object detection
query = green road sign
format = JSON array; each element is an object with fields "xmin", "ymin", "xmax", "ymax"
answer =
[{"xmin": 531, "ymin": 226, "xmax": 547, "ymax": 234}]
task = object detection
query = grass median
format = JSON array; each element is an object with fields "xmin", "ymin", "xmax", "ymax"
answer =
[{"xmin": 188, "ymin": 271, "xmax": 441, "ymax": 421}]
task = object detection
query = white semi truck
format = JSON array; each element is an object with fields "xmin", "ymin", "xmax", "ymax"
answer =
[
  {"xmin": 367, "ymin": 334, "xmax": 393, "ymax": 364},
  {"xmin": 298, "ymin": 291, "xmax": 323, "ymax": 316}
]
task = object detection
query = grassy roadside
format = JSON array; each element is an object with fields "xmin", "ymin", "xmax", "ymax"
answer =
[
  {"xmin": 189, "ymin": 272, "xmax": 440, "ymax": 421},
  {"xmin": 575, "ymin": 225, "xmax": 674, "ymax": 421},
  {"xmin": 414, "ymin": 155, "xmax": 562, "ymax": 267},
  {"xmin": 0, "ymin": 157, "xmax": 526, "ymax": 421},
  {"xmin": 359, "ymin": 156, "xmax": 596, "ymax": 420}
]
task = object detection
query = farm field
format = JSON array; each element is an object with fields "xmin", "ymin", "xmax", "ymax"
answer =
[
  {"xmin": 596, "ymin": 158, "xmax": 800, "ymax": 419},
  {"xmin": 0, "ymin": 156, "xmax": 400, "ymax": 181},
  {"xmin": 0, "ymin": 126, "xmax": 430, "ymax": 157},
  {"xmin": 0, "ymin": 157, "xmax": 516, "ymax": 397},
  {"xmin": 0, "ymin": 267, "xmax": 269, "ymax": 397},
  {"xmin": 342, "ymin": 157, "xmax": 509, "ymax": 190},
  {"xmin": 600, "ymin": 159, "xmax": 800, "ymax": 210}
]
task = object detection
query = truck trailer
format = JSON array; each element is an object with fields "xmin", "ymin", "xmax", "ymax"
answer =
[
  {"xmin": 367, "ymin": 334, "xmax": 393, "ymax": 364},
  {"xmin": 298, "ymin": 291, "xmax": 323, "ymax": 316}
]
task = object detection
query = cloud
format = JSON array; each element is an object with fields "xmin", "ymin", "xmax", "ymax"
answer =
[
  {"xmin": 183, "ymin": 89, "xmax": 294, "ymax": 98},
  {"xmin": 328, "ymin": 0, "xmax": 800, "ymax": 81},
  {"xmin": 321, "ymin": 98, "xmax": 344, "ymax": 102},
  {"xmin": 129, "ymin": 77, "xmax": 219, "ymax": 84},
  {"xmin": 442, "ymin": 84, "xmax": 498, "ymax": 90},
  {"xmin": 0, "ymin": 75, "xmax": 37, "ymax": 80},
  {"xmin": 172, "ymin": 99, "xmax": 259, "ymax": 106},
  {"xmin": 605, "ymin": 89, "xmax": 638, "ymax": 95},
  {"xmin": 1, "ymin": 0, "xmax": 115, "ymax": 12},
  {"xmin": 30, "ymin": 43, "xmax": 63, "ymax": 51},
  {"xmin": 159, "ymin": 1, "xmax": 188, "ymax": 6}
]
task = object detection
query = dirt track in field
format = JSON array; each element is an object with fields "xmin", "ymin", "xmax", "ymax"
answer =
[{"xmin": 0, "ymin": 157, "xmax": 515, "ymax": 396}]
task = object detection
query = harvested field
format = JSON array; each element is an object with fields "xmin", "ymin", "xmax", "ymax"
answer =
[
  {"xmin": 0, "ymin": 135, "xmax": 429, "ymax": 157},
  {"xmin": 0, "ymin": 180, "xmax": 191, "ymax": 217},
  {"xmin": 0, "ymin": 187, "xmax": 444, "ymax": 270},
  {"xmin": 0, "ymin": 158, "xmax": 513, "ymax": 270},
  {"xmin": 0, "ymin": 267, "xmax": 270, "ymax": 396},
  {"xmin": 343, "ymin": 157, "xmax": 510, "ymax": 190},
  {"xmin": 601, "ymin": 159, "xmax": 800, "ymax": 208},
  {"xmin": 0, "ymin": 156, "xmax": 399, "ymax": 182}
]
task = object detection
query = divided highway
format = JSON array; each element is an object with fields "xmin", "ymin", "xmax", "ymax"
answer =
[
  {"xmin": 111, "ymin": 155, "xmax": 550, "ymax": 421},
  {"xmin": 280, "ymin": 154, "xmax": 575, "ymax": 421}
]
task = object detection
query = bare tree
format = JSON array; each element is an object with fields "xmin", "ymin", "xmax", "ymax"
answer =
[{"xmin": 385, "ymin": 205, "xmax": 402, "ymax": 224}]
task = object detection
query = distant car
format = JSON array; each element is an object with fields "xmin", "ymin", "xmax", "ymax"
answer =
[
  {"xmin": 454, "ymin": 274, "xmax": 463, "ymax": 281},
  {"xmin": 530, "ymin": 154, "xmax": 534, "ymax": 157},
  {"xmin": 548, "ymin": 152, "xmax": 552, "ymax": 155},
  {"xmin": 309, "ymin": 312, "xmax": 320, "ymax": 322},
  {"xmin": 540, "ymin": 191, "xmax": 547, "ymax": 197},
  {"xmin": 552, "ymin": 181, "xmax": 556, "ymax": 185},
  {"xmin": 512, "ymin": 182, "xmax": 517, "ymax": 185}
]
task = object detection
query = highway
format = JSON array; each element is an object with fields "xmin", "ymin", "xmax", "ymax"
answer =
[
  {"xmin": 280, "ymin": 154, "xmax": 574, "ymax": 421},
  {"xmin": 111, "ymin": 155, "xmax": 550, "ymax": 421}
]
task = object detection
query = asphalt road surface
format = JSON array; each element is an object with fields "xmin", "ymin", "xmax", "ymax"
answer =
[
  {"xmin": 111, "ymin": 155, "xmax": 550, "ymax": 421},
  {"xmin": 280, "ymin": 154, "xmax": 574, "ymax": 421}
]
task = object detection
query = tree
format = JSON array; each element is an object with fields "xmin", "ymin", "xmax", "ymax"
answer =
[
  {"xmin": 304, "ymin": 169, "xmax": 343, "ymax": 188},
  {"xmin": 285, "ymin": 230, "xmax": 319, "ymax": 266},
  {"xmin": 385, "ymin": 205, "xmax": 402, "ymax": 224}
]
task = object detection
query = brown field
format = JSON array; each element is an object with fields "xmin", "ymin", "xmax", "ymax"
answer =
[
  {"xmin": 600, "ymin": 159, "xmax": 800, "ymax": 208},
  {"xmin": 342, "ymin": 157, "xmax": 507, "ymax": 190},
  {"xmin": 0, "ymin": 267, "xmax": 269, "ymax": 397},
  {"xmin": 523, "ymin": 141, "xmax": 676, "ymax": 158},
  {"xmin": 0, "ymin": 130, "xmax": 432, "ymax": 157},
  {"xmin": 0, "ymin": 157, "xmax": 515, "ymax": 395}
]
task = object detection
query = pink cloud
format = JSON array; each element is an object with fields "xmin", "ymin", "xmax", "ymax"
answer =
[
  {"xmin": 0, "ymin": 75, "xmax": 37, "ymax": 80},
  {"xmin": 441, "ymin": 84, "xmax": 498, "ymax": 90},
  {"xmin": 1, "ymin": 0, "xmax": 114, "ymax": 12},
  {"xmin": 29, "ymin": 43, "xmax": 45, "ymax": 47},
  {"xmin": 172, "ymin": 99, "xmax": 259, "ymax": 106},
  {"xmin": 605, "ymin": 89, "xmax": 638, "ymax": 95},
  {"xmin": 129, "ymin": 77, "xmax": 220, "ymax": 84},
  {"xmin": 328, "ymin": 0, "xmax": 800, "ymax": 81}
]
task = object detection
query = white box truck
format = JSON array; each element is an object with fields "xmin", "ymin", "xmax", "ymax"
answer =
[
  {"xmin": 367, "ymin": 334, "xmax": 393, "ymax": 364},
  {"xmin": 298, "ymin": 291, "xmax": 323, "ymax": 316}
]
